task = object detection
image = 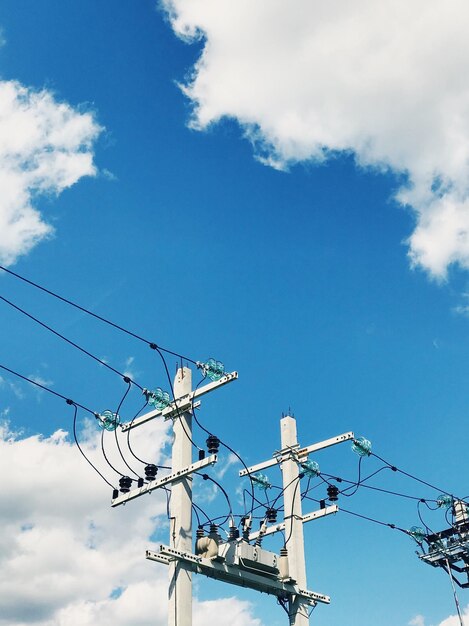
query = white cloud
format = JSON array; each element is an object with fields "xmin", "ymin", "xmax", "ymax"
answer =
[
  {"xmin": 162, "ymin": 0, "xmax": 469, "ymax": 279},
  {"xmin": 409, "ymin": 606, "xmax": 469, "ymax": 626},
  {"xmin": 0, "ymin": 420, "xmax": 262, "ymax": 625},
  {"xmin": 0, "ymin": 80, "xmax": 101, "ymax": 266}
]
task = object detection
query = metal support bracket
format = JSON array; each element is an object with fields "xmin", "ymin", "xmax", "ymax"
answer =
[
  {"xmin": 147, "ymin": 545, "xmax": 330, "ymax": 605},
  {"xmin": 111, "ymin": 454, "xmax": 217, "ymax": 507},
  {"xmin": 249, "ymin": 505, "xmax": 339, "ymax": 541},
  {"xmin": 121, "ymin": 372, "xmax": 238, "ymax": 431},
  {"xmin": 239, "ymin": 431, "xmax": 355, "ymax": 477}
]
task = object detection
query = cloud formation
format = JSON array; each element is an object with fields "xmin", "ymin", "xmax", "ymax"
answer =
[
  {"xmin": 0, "ymin": 80, "xmax": 101, "ymax": 266},
  {"xmin": 0, "ymin": 421, "xmax": 261, "ymax": 625},
  {"xmin": 163, "ymin": 0, "xmax": 469, "ymax": 279}
]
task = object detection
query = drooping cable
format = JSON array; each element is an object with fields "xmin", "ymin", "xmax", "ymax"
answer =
[
  {"xmin": 371, "ymin": 451, "xmax": 464, "ymax": 502},
  {"xmin": 0, "ymin": 264, "xmax": 197, "ymax": 364},
  {"xmin": 197, "ymin": 472, "xmax": 233, "ymax": 527},
  {"xmin": 191, "ymin": 374, "xmax": 256, "ymax": 517},
  {"xmin": 284, "ymin": 478, "xmax": 302, "ymax": 548},
  {"xmin": 71, "ymin": 403, "xmax": 115, "ymax": 489},
  {"xmin": 153, "ymin": 347, "xmax": 202, "ymax": 452},
  {"xmin": 112, "ymin": 381, "xmax": 141, "ymax": 479},
  {"xmin": 0, "ymin": 294, "xmax": 144, "ymax": 390}
]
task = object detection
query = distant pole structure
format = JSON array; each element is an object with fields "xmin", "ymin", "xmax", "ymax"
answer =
[{"xmin": 169, "ymin": 366, "xmax": 193, "ymax": 626}]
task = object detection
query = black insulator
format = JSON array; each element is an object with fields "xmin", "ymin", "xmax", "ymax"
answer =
[
  {"xmin": 144, "ymin": 464, "xmax": 158, "ymax": 481},
  {"xmin": 137, "ymin": 477, "xmax": 144, "ymax": 488},
  {"xmin": 327, "ymin": 484, "xmax": 339, "ymax": 502},
  {"xmin": 266, "ymin": 507, "xmax": 277, "ymax": 523},
  {"xmin": 119, "ymin": 476, "xmax": 132, "ymax": 493},
  {"xmin": 206, "ymin": 434, "xmax": 220, "ymax": 455},
  {"xmin": 319, "ymin": 499, "xmax": 326, "ymax": 510},
  {"xmin": 198, "ymin": 449, "xmax": 206, "ymax": 461},
  {"xmin": 229, "ymin": 526, "xmax": 240, "ymax": 540},
  {"xmin": 112, "ymin": 489, "xmax": 119, "ymax": 500},
  {"xmin": 196, "ymin": 526, "xmax": 205, "ymax": 539}
]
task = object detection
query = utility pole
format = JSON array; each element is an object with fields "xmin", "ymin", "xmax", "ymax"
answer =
[
  {"xmin": 114, "ymin": 365, "xmax": 238, "ymax": 625},
  {"xmin": 169, "ymin": 366, "xmax": 193, "ymax": 626},
  {"xmin": 239, "ymin": 416, "xmax": 354, "ymax": 625},
  {"xmin": 281, "ymin": 415, "xmax": 309, "ymax": 625},
  {"xmin": 114, "ymin": 366, "xmax": 357, "ymax": 626}
]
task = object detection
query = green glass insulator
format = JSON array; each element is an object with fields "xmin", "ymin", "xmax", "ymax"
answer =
[
  {"xmin": 437, "ymin": 494, "xmax": 453, "ymax": 509},
  {"xmin": 204, "ymin": 358, "xmax": 225, "ymax": 381},
  {"xmin": 252, "ymin": 473, "xmax": 271, "ymax": 491},
  {"xmin": 98, "ymin": 410, "xmax": 120, "ymax": 431},
  {"xmin": 409, "ymin": 526, "xmax": 426, "ymax": 543},
  {"xmin": 148, "ymin": 388, "xmax": 171, "ymax": 410},
  {"xmin": 301, "ymin": 460, "xmax": 320, "ymax": 477},
  {"xmin": 351, "ymin": 436, "xmax": 372, "ymax": 457}
]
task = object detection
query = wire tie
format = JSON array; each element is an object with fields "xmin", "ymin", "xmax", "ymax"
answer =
[
  {"xmin": 66, "ymin": 399, "xmax": 74, "ymax": 405},
  {"xmin": 149, "ymin": 343, "xmax": 158, "ymax": 350},
  {"xmin": 123, "ymin": 376, "xmax": 131, "ymax": 383}
]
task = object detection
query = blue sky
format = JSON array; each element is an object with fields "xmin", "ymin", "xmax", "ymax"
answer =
[{"xmin": 0, "ymin": 2, "xmax": 469, "ymax": 625}]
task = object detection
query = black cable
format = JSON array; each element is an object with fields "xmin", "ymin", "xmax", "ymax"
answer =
[
  {"xmin": 71, "ymin": 403, "xmax": 115, "ymax": 488},
  {"xmin": 371, "ymin": 451, "xmax": 463, "ymax": 502},
  {"xmin": 113, "ymin": 381, "xmax": 140, "ymax": 479},
  {"xmin": 0, "ymin": 294, "xmax": 144, "ymax": 390},
  {"xmin": 284, "ymin": 479, "xmax": 302, "ymax": 548},
  {"xmin": 197, "ymin": 472, "xmax": 233, "ymax": 527},
  {"xmin": 320, "ymin": 471, "xmax": 439, "ymax": 503},
  {"xmin": 337, "ymin": 505, "xmax": 409, "ymax": 535},
  {"xmin": 0, "ymin": 264, "xmax": 197, "ymax": 364},
  {"xmin": 337, "ymin": 456, "xmax": 363, "ymax": 497},
  {"xmin": 154, "ymin": 347, "xmax": 202, "ymax": 451},
  {"xmin": 0, "ymin": 363, "xmax": 96, "ymax": 415},
  {"xmin": 191, "ymin": 374, "xmax": 256, "ymax": 517}
]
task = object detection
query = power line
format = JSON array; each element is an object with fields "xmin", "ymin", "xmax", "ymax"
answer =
[
  {"xmin": 0, "ymin": 363, "xmax": 96, "ymax": 415},
  {"xmin": 0, "ymin": 294, "xmax": 144, "ymax": 390},
  {"xmin": 0, "ymin": 264, "xmax": 197, "ymax": 364}
]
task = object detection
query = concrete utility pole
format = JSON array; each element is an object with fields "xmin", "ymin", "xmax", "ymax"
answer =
[
  {"xmin": 281, "ymin": 415, "xmax": 309, "ymax": 625},
  {"xmin": 169, "ymin": 367, "xmax": 193, "ymax": 626}
]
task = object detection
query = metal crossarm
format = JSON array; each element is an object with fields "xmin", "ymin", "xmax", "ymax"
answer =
[
  {"xmin": 147, "ymin": 545, "xmax": 331, "ymax": 605},
  {"xmin": 111, "ymin": 454, "xmax": 217, "ymax": 507},
  {"xmin": 248, "ymin": 505, "xmax": 339, "ymax": 541},
  {"xmin": 121, "ymin": 371, "xmax": 238, "ymax": 431},
  {"xmin": 239, "ymin": 431, "xmax": 354, "ymax": 477}
]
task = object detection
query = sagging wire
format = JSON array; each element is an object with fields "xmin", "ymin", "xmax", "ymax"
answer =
[
  {"xmin": 283, "ymin": 479, "xmax": 302, "ymax": 548},
  {"xmin": 0, "ymin": 294, "xmax": 144, "ymax": 390},
  {"xmin": 153, "ymin": 346, "xmax": 203, "ymax": 452},
  {"xmin": 71, "ymin": 402, "xmax": 115, "ymax": 489},
  {"xmin": 197, "ymin": 472, "xmax": 233, "ymax": 527},
  {"xmin": 112, "ymin": 380, "xmax": 141, "ymax": 479},
  {"xmin": 191, "ymin": 372, "xmax": 256, "ymax": 518},
  {"xmin": 0, "ymin": 264, "xmax": 198, "ymax": 364},
  {"xmin": 371, "ymin": 451, "xmax": 466, "ymax": 504}
]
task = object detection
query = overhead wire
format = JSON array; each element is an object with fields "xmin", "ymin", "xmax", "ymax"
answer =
[
  {"xmin": 0, "ymin": 294, "xmax": 144, "ymax": 390},
  {"xmin": 0, "ymin": 263, "xmax": 198, "ymax": 364},
  {"xmin": 71, "ymin": 402, "xmax": 115, "ymax": 488},
  {"xmin": 112, "ymin": 380, "xmax": 141, "ymax": 479},
  {"xmin": 0, "ymin": 363, "xmax": 96, "ymax": 415}
]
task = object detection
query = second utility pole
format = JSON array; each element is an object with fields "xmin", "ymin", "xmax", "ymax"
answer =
[{"xmin": 169, "ymin": 366, "xmax": 193, "ymax": 626}]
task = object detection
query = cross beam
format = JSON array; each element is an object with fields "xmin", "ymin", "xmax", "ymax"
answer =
[
  {"xmin": 248, "ymin": 505, "xmax": 338, "ymax": 541},
  {"xmin": 111, "ymin": 454, "xmax": 217, "ymax": 507},
  {"xmin": 147, "ymin": 545, "xmax": 330, "ymax": 605},
  {"xmin": 121, "ymin": 372, "xmax": 238, "ymax": 431}
]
